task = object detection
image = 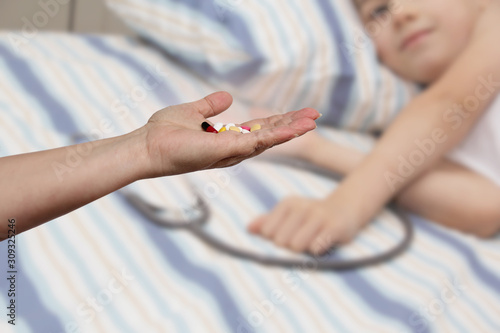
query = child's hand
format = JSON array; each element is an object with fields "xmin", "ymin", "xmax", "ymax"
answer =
[
  {"xmin": 248, "ymin": 193, "xmax": 364, "ymax": 255},
  {"xmin": 142, "ymin": 91, "xmax": 320, "ymax": 177}
]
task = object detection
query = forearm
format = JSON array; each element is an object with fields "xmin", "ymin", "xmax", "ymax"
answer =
[
  {"xmin": 0, "ymin": 128, "xmax": 148, "ymax": 238},
  {"xmin": 305, "ymin": 136, "xmax": 367, "ymax": 176}
]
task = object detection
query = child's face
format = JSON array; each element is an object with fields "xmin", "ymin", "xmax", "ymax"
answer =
[{"xmin": 356, "ymin": 0, "xmax": 484, "ymax": 84}]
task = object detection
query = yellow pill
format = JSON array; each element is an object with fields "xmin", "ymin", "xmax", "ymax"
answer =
[
  {"xmin": 219, "ymin": 127, "xmax": 226, "ymax": 132},
  {"xmin": 229, "ymin": 126, "xmax": 240, "ymax": 132},
  {"xmin": 250, "ymin": 124, "xmax": 261, "ymax": 132}
]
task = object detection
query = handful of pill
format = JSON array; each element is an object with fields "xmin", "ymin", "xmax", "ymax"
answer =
[{"xmin": 202, "ymin": 122, "xmax": 261, "ymax": 134}]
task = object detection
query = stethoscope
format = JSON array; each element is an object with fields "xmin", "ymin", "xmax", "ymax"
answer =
[{"xmin": 118, "ymin": 153, "xmax": 414, "ymax": 271}]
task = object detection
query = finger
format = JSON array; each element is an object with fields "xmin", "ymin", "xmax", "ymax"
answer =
[
  {"xmin": 259, "ymin": 202, "xmax": 291, "ymax": 239},
  {"xmin": 248, "ymin": 216, "xmax": 265, "ymax": 234},
  {"xmin": 208, "ymin": 126, "xmax": 305, "ymax": 167},
  {"xmin": 207, "ymin": 127, "xmax": 283, "ymax": 162},
  {"xmin": 275, "ymin": 108, "xmax": 321, "ymax": 125},
  {"xmin": 242, "ymin": 108, "xmax": 320, "ymax": 128},
  {"xmin": 194, "ymin": 91, "xmax": 234, "ymax": 118},
  {"xmin": 252, "ymin": 119, "xmax": 316, "ymax": 147},
  {"xmin": 272, "ymin": 210, "xmax": 306, "ymax": 248},
  {"xmin": 241, "ymin": 108, "xmax": 320, "ymax": 128},
  {"xmin": 289, "ymin": 217, "xmax": 325, "ymax": 253},
  {"xmin": 309, "ymin": 228, "xmax": 338, "ymax": 256},
  {"xmin": 205, "ymin": 114, "xmax": 316, "ymax": 169}
]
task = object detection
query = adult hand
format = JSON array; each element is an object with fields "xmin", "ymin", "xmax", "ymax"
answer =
[{"xmin": 143, "ymin": 91, "xmax": 320, "ymax": 177}]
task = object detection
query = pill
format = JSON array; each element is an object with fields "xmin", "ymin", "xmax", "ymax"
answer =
[
  {"xmin": 229, "ymin": 126, "xmax": 240, "ymax": 132},
  {"xmin": 219, "ymin": 127, "xmax": 226, "ymax": 132},
  {"xmin": 213, "ymin": 122, "xmax": 224, "ymax": 131},
  {"xmin": 201, "ymin": 121, "xmax": 210, "ymax": 131},
  {"xmin": 225, "ymin": 123, "xmax": 235, "ymax": 130},
  {"xmin": 250, "ymin": 124, "xmax": 261, "ymax": 132},
  {"xmin": 241, "ymin": 126, "xmax": 251, "ymax": 131},
  {"xmin": 201, "ymin": 121, "xmax": 218, "ymax": 133},
  {"xmin": 241, "ymin": 129, "xmax": 250, "ymax": 134}
]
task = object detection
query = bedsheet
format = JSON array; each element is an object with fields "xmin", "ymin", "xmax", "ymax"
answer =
[{"xmin": 0, "ymin": 33, "xmax": 499, "ymax": 333}]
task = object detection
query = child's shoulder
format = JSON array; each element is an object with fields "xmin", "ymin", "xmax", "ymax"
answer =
[
  {"xmin": 473, "ymin": 2, "xmax": 500, "ymax": 39},
  {"xmin": 457, "ymin": 2, "xmax": 500, "ymax": 76}
]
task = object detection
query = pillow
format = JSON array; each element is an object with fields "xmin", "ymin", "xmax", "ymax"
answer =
[{"xmin": 105, "ymin": 0, "xmax": 418, "ymax": 132}]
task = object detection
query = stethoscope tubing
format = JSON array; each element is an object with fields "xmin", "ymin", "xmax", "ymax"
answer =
[{"xmin": 122, "ymin": 155, "xmax": 414, "ymax": 270}]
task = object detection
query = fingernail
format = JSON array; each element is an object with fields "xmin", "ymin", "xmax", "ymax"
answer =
[{"xmin": 318, "ymin": 113, "xmax": 323, "ymax": 118}]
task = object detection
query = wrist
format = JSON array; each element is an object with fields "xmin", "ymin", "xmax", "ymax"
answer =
[
  {"xmin": 325, "ymin": 174, "xmax": 383, "ymax": 229},
  {"xmin": 116, "ymin": 126, "xmax": 152, "ymax": 181}
]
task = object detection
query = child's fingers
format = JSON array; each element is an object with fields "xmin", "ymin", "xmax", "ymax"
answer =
[
  {"xmin": 259, "ymin": 203, "xmax": 291, "ymax": 239},
  {"xmin": 247, "ymin": 216, "xmax": 265, "ymax": 234},
  {"xmin": 309, "ymin": 227, "xmax": 338, "ymax": 256},
  {"xmin": 272, "ymin": 209, "xmax": 307, "ymax": 247},
  {"xmin": 289, "ymin": 217, "xmax": 325, "ymax": 253}
]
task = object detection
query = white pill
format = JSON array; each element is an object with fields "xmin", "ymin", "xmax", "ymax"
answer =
[
  {"xmin": 225, "ymin": 123, "xmax": 235, "ymax": 130},
  {"xmin": 241, "ymin": 129, "xmax": 250, "ymax": 133},
  {"xmin": 213, "ymin": 123, "xmax": 224, "ymax": 131}
]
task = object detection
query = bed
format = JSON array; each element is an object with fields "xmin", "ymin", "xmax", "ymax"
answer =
[{"xmin": 0, "ymin": 1, "xmax": 499, "ymax": 332}]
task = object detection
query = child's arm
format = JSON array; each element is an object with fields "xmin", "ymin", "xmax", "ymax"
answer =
[
  {"xmin": 249, "ymin": 2, "xmax": 500, "ymax": 254},
  {"xmin": 251, "ymin": 133, "xmax": 500, "ymax": 243},
  {"xmin": 0, "ymin": 91, "xmax": 319, "ymax": 240}
]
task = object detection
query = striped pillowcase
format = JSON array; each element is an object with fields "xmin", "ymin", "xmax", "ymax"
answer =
[{"xmin": 105, "ymin": 0, "xmax": 418, "ymax": 132}]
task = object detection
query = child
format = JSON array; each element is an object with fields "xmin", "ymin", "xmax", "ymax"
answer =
[
  {"xmin": 248, "ymin": 0, "xmax": 500, "ymax": 254},
  {"xmin": 0, "ymin": 91, "xmax": 320, "ymax": 240}
]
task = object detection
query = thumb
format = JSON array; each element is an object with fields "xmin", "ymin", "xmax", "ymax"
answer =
[{"xmin": 194, "ymin": 91, "xmax": 234, "ymax": 118}]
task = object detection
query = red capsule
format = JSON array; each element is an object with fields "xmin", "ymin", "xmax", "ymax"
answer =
[
  {"xmin": 206, "ymin": 126, "xmax": 218, "ymax": 133},
  {"xmin": 202, "ymin": 121, "xmax": 218, "ymax": 133}
]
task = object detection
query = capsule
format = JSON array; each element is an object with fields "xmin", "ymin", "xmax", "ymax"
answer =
[
  {"xmin": 250, "ymin": 124, "xmax": 261, "ymax": 132},
  {"xmin": 213, "ymin": 123, "xmax": 224, "ymax": 131},
  {"xmin": 201, "ymin": 121, "xmax": 218, "ymax": 133}
]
